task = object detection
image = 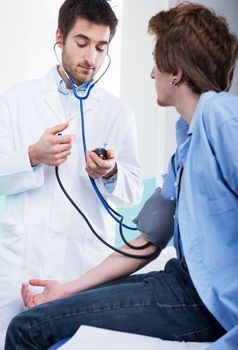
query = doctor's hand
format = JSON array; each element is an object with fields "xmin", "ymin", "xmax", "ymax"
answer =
[
  {"xmin": 85, "ymin": 149, "xmax": 117, "ymax": 180},
  {"xmin": 28, "ymin": 122, "xmax": 75, "ymax": 167},
  {"xmin": 21, "ymin": 279, "xmax": 69, "ymax": 308}
]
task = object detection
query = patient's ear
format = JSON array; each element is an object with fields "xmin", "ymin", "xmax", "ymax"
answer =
[
  {"xmin": 56, "ymin": 28, "xmax": 63, "ymax": 48},
  {"xmin": 172, "ymin": 70, "xmax": 183, "ymax": 85}
]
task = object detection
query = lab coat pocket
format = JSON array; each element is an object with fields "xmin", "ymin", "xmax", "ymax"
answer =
[{"xmin": 0, "ymin": 219, "xmax": 26, "ymax": 282}]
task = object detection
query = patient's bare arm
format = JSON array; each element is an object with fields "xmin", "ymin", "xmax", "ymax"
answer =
[{"xmin": 21, "ymin": 234, "xmax": 160, "ymax": 308}]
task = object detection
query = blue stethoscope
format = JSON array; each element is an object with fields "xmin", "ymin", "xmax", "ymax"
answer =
[{"xmin": 53, "ymin": 43, "xmax": 157, "ymax": 259}]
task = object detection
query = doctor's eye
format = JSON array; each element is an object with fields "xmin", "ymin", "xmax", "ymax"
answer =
[
  {"xmin": 96, "ymin": 44, "xmax": 108, "ymax": 53},
  {"xmin": 76, "ymin": 42, "xmax": 87, "ymax": 48}
]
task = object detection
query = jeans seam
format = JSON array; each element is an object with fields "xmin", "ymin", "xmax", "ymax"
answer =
[
  {"xmin": 174, "ymin": 321, "xmax": 220, "ymax": 341},
  {"xmin": 156, "ymin": 303, "xmax": 203, "ymax": 308},
  {"xmin": 14, "ymin": 302, "xmax": 156, "ymax": 348}
]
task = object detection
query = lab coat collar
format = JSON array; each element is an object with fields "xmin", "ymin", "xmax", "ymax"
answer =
[
  {"xmin": 39, "ymin": 68, "xmax": 66, "ymax": 123},
  {"xmin": 39, "ymin": 67, "xmax": 103, "ymax": 124}
]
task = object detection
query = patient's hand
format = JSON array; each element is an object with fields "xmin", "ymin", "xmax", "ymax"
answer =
[{"xmin": 21, "ymin": 279, "xmax": 68, "ymax": 308}]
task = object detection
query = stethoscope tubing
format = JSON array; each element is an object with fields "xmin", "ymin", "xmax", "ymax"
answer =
[
  {"xmin": 55, "ymin": 166, "xmax": 158, "ymax": 259},
  {"xmin": 54, "ymin": 43, "xmax": 159, "ymax": 258}
]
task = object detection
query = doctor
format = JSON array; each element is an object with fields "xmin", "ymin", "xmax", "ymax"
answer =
[{"xmin": 0, "ymin": 0, "xmax": 143, "ymax": 346}]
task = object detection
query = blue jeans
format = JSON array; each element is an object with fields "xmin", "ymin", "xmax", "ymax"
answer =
[{"xmin": 5, "ymin": 259, "xmax": 225, "ymax": 349}]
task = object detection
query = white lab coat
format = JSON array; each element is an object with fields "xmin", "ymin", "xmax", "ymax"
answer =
[{"xmin": 0, "ymin": 69, "xmax": 143, "ymax": 345}]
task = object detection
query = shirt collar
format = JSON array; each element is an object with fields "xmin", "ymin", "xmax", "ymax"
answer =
[
  {"xmin": 188, "ymin": 91, "xmax": 217, "ymax": 135},
  {"xmin": 175, "ymin": 117, "xmax": 189, "ymax": 147},
  {"xmin": 53, "ymin": 66, "xmax": 93, "ymax": 96},
  {"xmin": 175, "ymin": 91, "xmax": 217, "ymax": 148}
]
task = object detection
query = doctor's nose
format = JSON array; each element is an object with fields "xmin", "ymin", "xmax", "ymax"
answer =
[{"xmin": 84, "ymin": 46, "xmax": 97, "ymax": 66}]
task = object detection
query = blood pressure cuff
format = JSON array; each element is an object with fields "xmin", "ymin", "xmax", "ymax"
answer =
[{"xmin": 133, "ymin": 187, "xmax": 176, "ymax": 249}]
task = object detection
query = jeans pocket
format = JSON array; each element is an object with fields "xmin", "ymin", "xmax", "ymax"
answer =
[{"xmin": 174, "ymin": 322, "xmax": 225, "ymax": 342}]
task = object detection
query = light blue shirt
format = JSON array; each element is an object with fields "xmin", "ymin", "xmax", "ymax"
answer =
[
  {"xmin": 53, "ymin": 67, "xmax": 117, "ymax": 192},
  {"xmin": 162, "ymin": 91, "xmax": 238, "ymax": 349}
]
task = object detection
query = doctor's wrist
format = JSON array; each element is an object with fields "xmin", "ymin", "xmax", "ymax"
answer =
[
  {"xmin": 29, "ymin": 144, "xmax": 39, "ymax": 167},
  {"xmin": 103, "ymin": 164, "xmax": 118, "ymax": 179}
]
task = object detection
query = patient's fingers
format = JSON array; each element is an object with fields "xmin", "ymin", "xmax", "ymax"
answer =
[
  {"xmin": 21, "ymin": 283, "xmax": 35, "ymax": 308},
  {"xmin": 28, "ymin": 279, "xmax": 48, "ymax": 287},
  {"xmin": 33, "ymin": 294, "xmax": 45, "ymax": 306},
  {"xmin": 21, "ymin": 283, "xmax": 29, "ymax": 306}
]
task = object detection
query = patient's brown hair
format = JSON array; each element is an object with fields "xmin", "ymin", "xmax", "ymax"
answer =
[{"xmin": 148, "ymin": 2, "xmax": 238, "ymax": 93}]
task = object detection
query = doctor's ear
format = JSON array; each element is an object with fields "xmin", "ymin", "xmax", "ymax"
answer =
[{"xmin": 56, "ymin": 28, "xmax": 63, "ymax": 48}]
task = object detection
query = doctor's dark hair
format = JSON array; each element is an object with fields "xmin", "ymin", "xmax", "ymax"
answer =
[
  {"xmin": 58, "ymin": 0, "xmax": 118, "ymax": 42},
  {"xmin": 148, "ymin": 2, "xmax": 238, "ymax": 93}
]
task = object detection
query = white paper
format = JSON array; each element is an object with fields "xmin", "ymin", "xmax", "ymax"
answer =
[{"xmin": 59, "ymin": 325, "xmax": 211, "ymax": 350}]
